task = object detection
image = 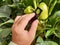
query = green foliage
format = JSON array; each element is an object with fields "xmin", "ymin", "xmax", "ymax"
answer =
[
  {"xmin": 0, "ymin": 0, "xmax": 60, "ymax": 45},
  {"xmin": 0, "ymin": 5, "xmax": 11, "ymax": 18},
  {"xmin": 36, "ymin": 36, "xmax": 58, "ymax": 45}
]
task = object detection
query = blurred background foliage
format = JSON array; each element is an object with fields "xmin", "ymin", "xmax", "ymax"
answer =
[{"xmin": 0, "ymin": 0, "xmax": 60, "ymax": 45}]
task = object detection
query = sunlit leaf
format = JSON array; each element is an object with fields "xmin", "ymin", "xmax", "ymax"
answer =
[
  {"xmin": 45, "ymin": 28, "xmax": 55, "ymax": 38},
  {"xmin": 36, "ymin": 41, "xmax": 58, "ymax": 45},
  {"xmin": 36, "ymin": 36, "xmax": 43, "ymax": 43}
]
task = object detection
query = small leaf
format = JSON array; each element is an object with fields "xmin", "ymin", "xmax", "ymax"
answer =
[
  {"xmin": 54, "ymin": 23, "xmax": 60, "ymax": 38},
  {"xmin": 0, "ymin": 13, "xmax": 9, "ymax": 18},
  {"xmin": 45, "ymin": 41, "xmax": 58, "ymax": 45},
  {"xmin": 49, "ymin": 0, "xmax": 57, "ymax": 15},
  {"xmin": 0, "ymin": 5, "xmax": 11, "ymax": 18},
  {"xmin": 54, "ymin": 11, "xmax": 60, "ymax": 17},
  {"xmin": 0, "ymin": 28, "xmax": 11, "ymax": 38},
  {"xmin": 45, "ymin": 28, "xmax": 55, "ymax": 38},
  {"xmin": 36, "ymin": 36, "xmax": 43, "ymax": 43}
]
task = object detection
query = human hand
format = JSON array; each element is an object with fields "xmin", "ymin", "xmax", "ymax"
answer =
[{"xmin": 12, "ymin": 13, "xmax": 38, "ymax": 45}]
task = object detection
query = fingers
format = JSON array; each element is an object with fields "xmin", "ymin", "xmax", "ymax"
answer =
[
  {"xmin": 14, "ymin": 15, "xmax": 26, "ymax": 25},
  {"xmin": 12, "ymin": 16, "xmax": 21, "ymax": 30},
  {"xmin": 14, "ymin": 16, "xmax": 21, "ymax": 24},
  {"xmin": 29, "ymin": 20, "xmax": 38, "ymax": 38},
  {"xmin": 17, "ymin": 13, "xmax": 35, "ymax": 30}
]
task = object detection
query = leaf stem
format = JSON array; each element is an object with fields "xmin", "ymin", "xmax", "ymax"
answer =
[
  {"xmin": 53, "ymin": 19, "xmax": 60, "ymax": 28},
  {"xmin": 33, "ymin": 0, "xmax": 37, "ymax": 9},
  {"xmin": 0, "ymin": 19, "xmax": 14, "ymax": 27},
  {"xmin": 49, "ymin": 0, "xmax": 57, "ymax": 15}
]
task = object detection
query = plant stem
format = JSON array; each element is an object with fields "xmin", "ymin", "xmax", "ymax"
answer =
[
  {"xmin": 49, "ymin": 0, "xmax": 57, "ymax": 15},
  {"xmin": 53, "ymin": 19, "xmax": 60, "ymax": 28},
  {"xmin": 33, "ymin": 0, "xmax": 37, "ymax": 9}
]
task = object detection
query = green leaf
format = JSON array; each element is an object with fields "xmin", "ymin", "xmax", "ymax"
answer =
[
  {"xmin": 0, "ymin": 19, "xmax": 14, "ymax": 27},
  {"xmin": 36, "ymin": 41, "xmax": 58, "ymax": 45},
  {"xmin": 36, "ymin": 0, "xmax": 42, "ymax": 5},
  {"xmin": 49, "ymin": 11, "xmax": 60, "ymax": 38},
  {"xmin": 36, "ymin": 36, "xmax": 43, "ymax": 43},
  {"xmin": 54, "ymin": 31, "xmax": 60, "ymax": 38},
  {"xmin": 0, "ymin": 0, "xmax": 60, "ymax": 45},
  {"xmin": 48, "ymin": 11, "xmax": 60, "ymax": 26},
  {"xmin": 52, "ymin": 3, "xmax": 60, "ymax": 13},
  {"xmin": 49, "ymin": 0, "xmax": 57, "ymax": 15},
  {"xmin": 0, "ymin": 40, "xmax": 7, "ymax": 45},
  {"xmin": 0, "ymin": 28, "xmax": 2, "ymax": 32},
  {"xmin": 33, "ymin": 0, "xmax": 37, "ymax": 9},
  {"xmin": 0, "ymin": 42, "xmax": 2, "ymax": 45},
  {"xmin": 8, "ymin": 4, "xmax": 17, "ymax": 8},
  {"xmin": 54, "ymin": 11, "xmax": 60, "ymax": 17},
  {"xmin": 0, "ymin": 5, "xmax": 11, "ymax": 18},
  {"xmin": 0, "ymin": 28, "xmax": 11, "ymax": 38},
  {"xmin": 57, "ymin": 0, "xmax": 60, "ymax": 3},
  {"xmin": 0, "ymin": 13, "xmax": 9, "ymax": 18},
  {"xmin": 54, "ymin": 23, "xmax": 60, "ymax": 38},
  {"xmin": 45, "ymin": 41, "xmax": 58, "ymax": 45},
  {"xmin": 36, "ymin": 42, "xmax": 45, "ymax": 45},
  {"xmin": 43, "ymin": 0, "xmax": 53, "ymax": 6},
  {"xmin": 45, "ymin": 28, "xmax": 55, "ymax": 38}
]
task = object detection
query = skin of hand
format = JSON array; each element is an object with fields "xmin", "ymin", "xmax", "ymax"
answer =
[{"xmin": 12, "ymin": 13, "xmax": 38, "ymax": 45}]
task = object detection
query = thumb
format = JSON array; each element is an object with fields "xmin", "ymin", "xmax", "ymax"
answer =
[{"xmin": 29, "ymin": 20, "xmax": 38, "ymax": 38}]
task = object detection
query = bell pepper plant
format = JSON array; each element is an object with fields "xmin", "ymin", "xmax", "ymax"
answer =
[{"xmin": 0, "ymin": 0, "xmax": 60, "ymax": 45}]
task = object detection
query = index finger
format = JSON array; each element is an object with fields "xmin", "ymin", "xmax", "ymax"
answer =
[{"xmin": 17, "ymin": 13, "xmax": 35, "ymax": 30}]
